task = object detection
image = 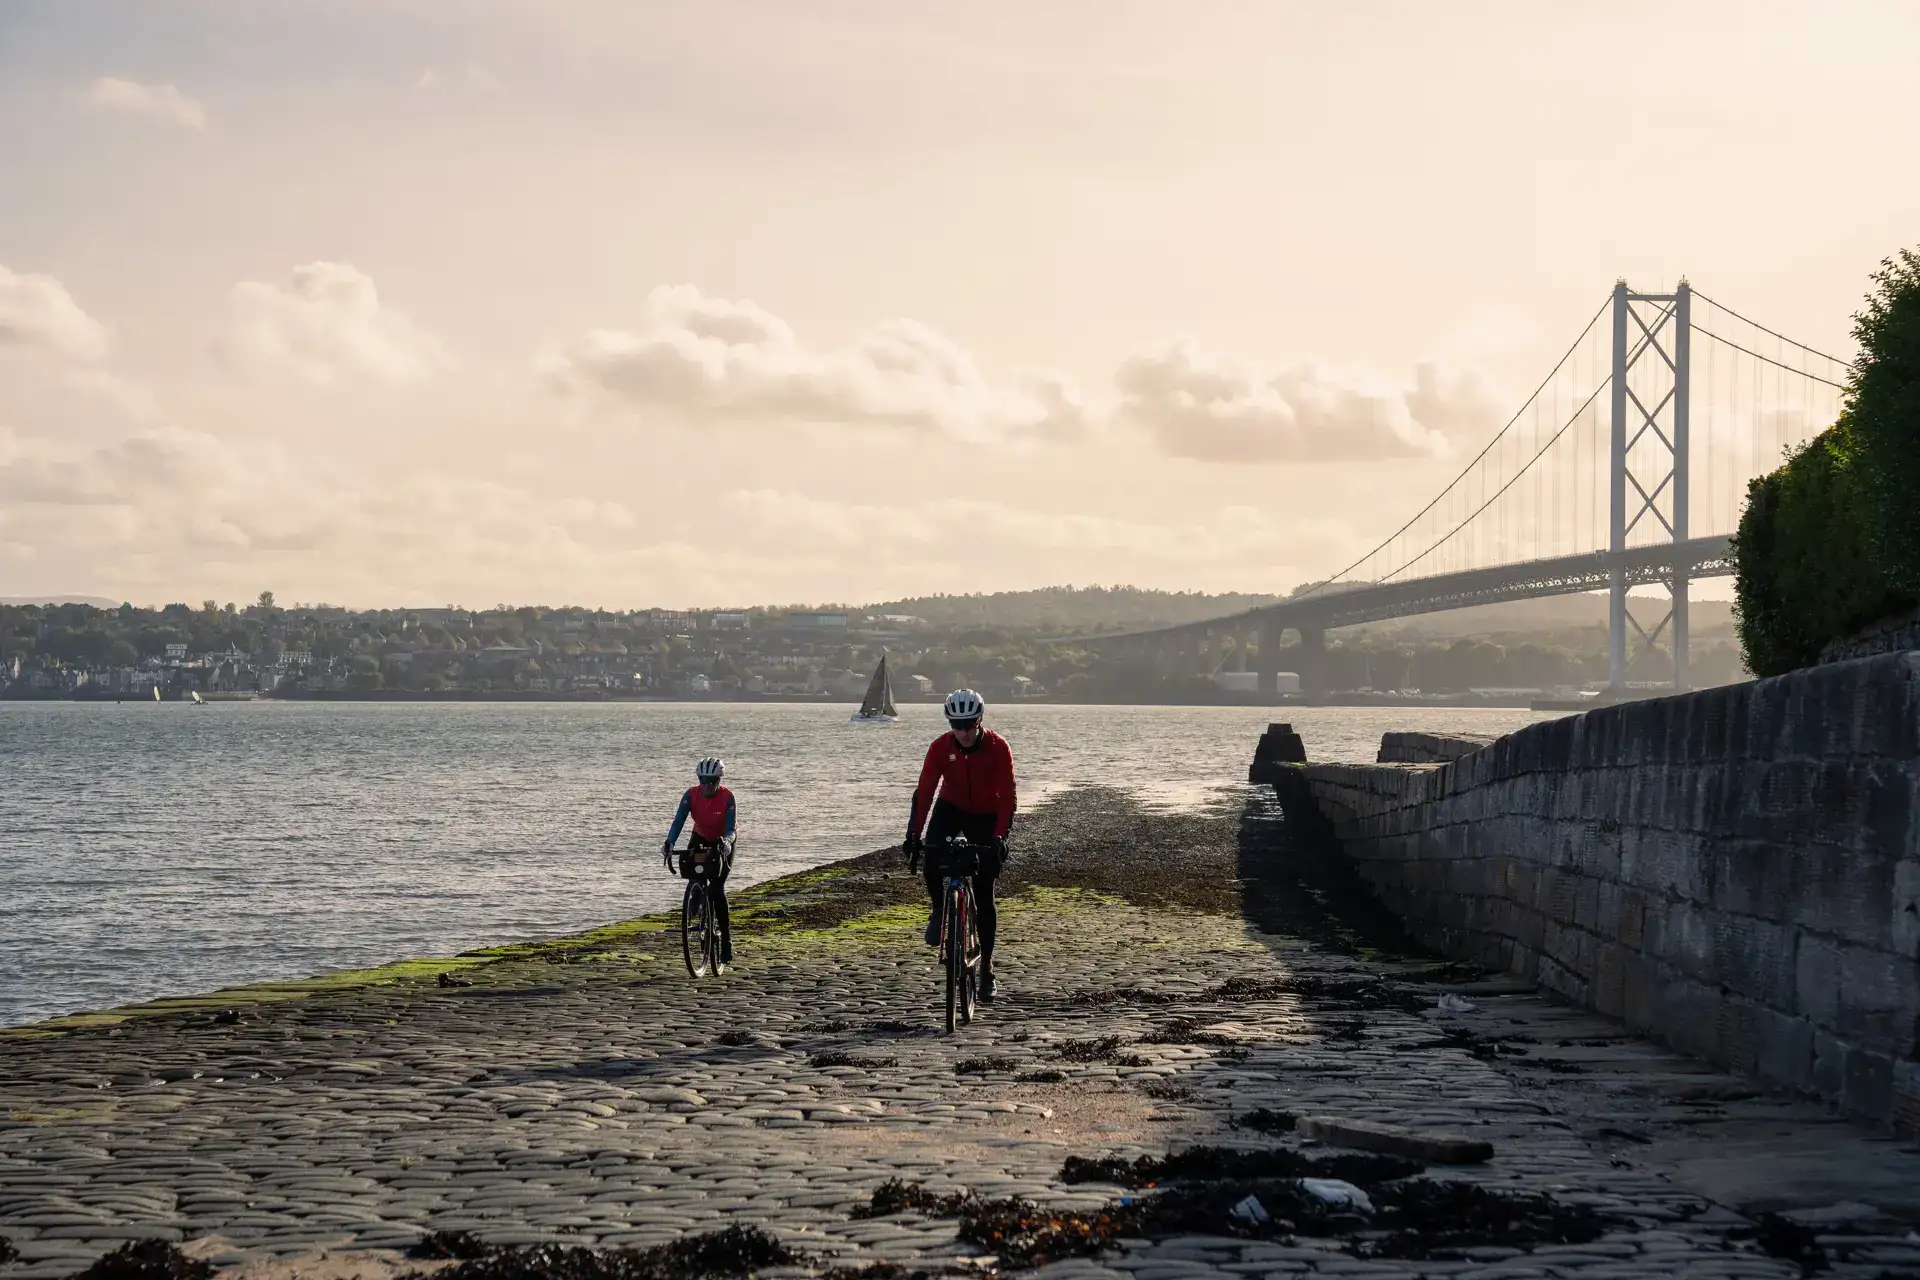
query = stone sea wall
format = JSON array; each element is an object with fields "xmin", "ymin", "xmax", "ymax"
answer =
[{"xmin": 1276, "ymin": 653, "xmax": 1920, "ymax": 1134}]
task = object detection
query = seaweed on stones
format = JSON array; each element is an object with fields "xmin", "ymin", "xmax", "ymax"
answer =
[
  {"xmin": 1749, "ymin": 1213, "xmax": 1828, "ymax": 1275},
  {"xmin": 1350, "ymin": 1180, "xmax": 1615, "ymax": 1260},
  {"xmin": 1138, "ymin": 1080, "xmax": 1194, "ymax": 1101},
  {"xmin": 851, "ymin": 1179, "xmax": 976, "ymax": 1219},
  {"xmin": 1067, "ymin": 985, "xmax": 1184, "ymax": 1009},
  {"xmin": 403, "ymin": 1225, "xmax": 800, "ymax": 1280},
  {"xmin": 810, "ymin": 1051, "xmax": 897, "ymax": 1069},
  {"xmin": 1230, "ymin": 1107, "xmax": 1297, "ymax": 1133},
  {"xmin": 1050, "ymin": 1037, "xmax": 1148, "ymax": 1066},
  {"xmin": 1140, "ymin": 1017, "xmax": 1243, "ymax": 1047},
  {"xmin": 1059, "ymin": 1146, "xmax": 1420, "ymax": 1190},
  {"xmin": 955, "ymin": 1197, "xmax": 1144, "ymax": 1269},
  {"xmin": 801, "ymin": 1018, "xmax": 853, "ymax": 1034},
  {"xmin": 1015, "ymin": 1070, "xmax": 1067, "ymax": 1084},
  {"xmin": 715, "ymin": 1030, "xmax": 757, "ymax": 1047},
  {"xmin": 860, "ymin": 1019, "xmax": 917, "ymax": 1035},
  {"xmin": 72, "ymin": 1241, "xmax": 213, "ymax": 1280},
  {"xmin": 817, "ymin": 1265, "xmax": 973, "ymax": 1280},
  {"xmin": 411, "ymin": 1231, "xmax": 493, "ymax": 1260},
  {"xmin": 953, "ymin": 1056, "xmax": 1019, "ymax": 1075},
  {"xmin": 0, "ymin": 1236, "xmax": 18, "ymax": 1267}
]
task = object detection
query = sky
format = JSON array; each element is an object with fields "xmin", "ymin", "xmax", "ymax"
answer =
[{"xmin": 1, "ymin": 0, "xmax": 1915, "ymax": 609}]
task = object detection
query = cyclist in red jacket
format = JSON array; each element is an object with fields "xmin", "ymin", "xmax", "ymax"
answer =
[
  {"xmin": 662, "ymin": 756, "xmax": 737, "ymax": 964},
  {"xmin": 902, "ymin": 689, "xmax": 1015, "ymax": 1001}
]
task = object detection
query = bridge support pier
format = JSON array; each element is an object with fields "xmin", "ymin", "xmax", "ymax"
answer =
[
  {"xmin": 1299, "ymin": 626, "xmax": 1326, "ymax": 700},
  {"xmin": 1258, "ymin": 618, "xmax": 1279, "ymax": 698},
  {"xmin": 1234, "ymin": 630, "xmax": 1250, "ymax": 673}
]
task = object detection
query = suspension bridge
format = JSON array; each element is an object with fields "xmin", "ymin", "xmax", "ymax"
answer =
[{"xmin": 1066, "ymin": 280, "xmax": 1853, "ymax": 698}]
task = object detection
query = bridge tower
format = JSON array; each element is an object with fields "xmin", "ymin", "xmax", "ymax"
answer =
[{"xmin": 1608, "ymin": 280, "xmax": 1692, "ymax": 693}]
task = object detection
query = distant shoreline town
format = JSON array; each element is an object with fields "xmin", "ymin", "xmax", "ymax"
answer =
[{"xmin": 1, "ymin": 588, "xmax": 1750, "ymax": 708}]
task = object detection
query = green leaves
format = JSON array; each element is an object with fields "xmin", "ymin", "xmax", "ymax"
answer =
[{"xmin": 1732, "ymin": 418, "xmax": 1912, "ymax": 675}]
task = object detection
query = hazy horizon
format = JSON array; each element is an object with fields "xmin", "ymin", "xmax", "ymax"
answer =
[{"xmin": 4, "ymin": 1, "xmax": 1915, "ymax": 609}]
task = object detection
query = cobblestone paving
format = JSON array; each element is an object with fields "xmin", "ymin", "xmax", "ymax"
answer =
[{"xmin": 3, "ymin": 790, "xmax": 1918, "ymax": 1280}]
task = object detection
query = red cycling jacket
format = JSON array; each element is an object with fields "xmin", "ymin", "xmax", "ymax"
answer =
[{"xmin": 908, "ymin": 729, "xmax": 1016, "ymax": 840}]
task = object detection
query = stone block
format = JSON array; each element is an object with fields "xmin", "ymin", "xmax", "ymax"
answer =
[
  {"xmin": 1710, "ymin": 837, "xmax": 1795, "ymax": 922},
  {"xmin": 1894, "ymin": 1061, "xmax": 1920, "ymax": 1138},
  {"xmin": 1591, "ymin": 940, "xmax": 1627, "ymax": 1017},
  {"xmin": 1618, "ymin": 889, "xmax": 1649, "ymax": 950},
  {"xmin": 1895, "ymin": 859, "xmax": 1920, "ymax": 958},
  {"xmin": 1794, "ymin": 934, "xmax": 1844, "ymax": 1027},
  {"xmin": 1810, "ymin": 1028, "xmax": 1848, "ymax": 1100},
  {"xmin": 1657, "ymin": 900, "xmax": 1715, "ymax": 984},
  {"xmin": 1711, "ymin": 913, "xmax": 1798, "ymax": 1008},
  {"xmin": 1834, "ymin": 944, "xmax": 1920, "ymax": 1051},
  {"xmin": 1789, "ymin": 843, "xmax": 1898, "ymax": 951},
  {"xmin": 1842, "ymin": 1045, "xmax": 1896, "ymax": 1124},
  {"xmin": 1655, "ymin": 973, "xmax": 1723, "ymax": 1061},
  {"xmin": 1750, "ymin": 1006, "xmax": 1816, "ymax": 1095}
]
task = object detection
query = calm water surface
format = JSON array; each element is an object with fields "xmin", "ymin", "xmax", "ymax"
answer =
[{"xmin": 0, "ymin": 701, "xmax": 1549, "ymax": 1025}]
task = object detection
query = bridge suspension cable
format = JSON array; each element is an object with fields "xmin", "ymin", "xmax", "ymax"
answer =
[
  {"xmin": 1289, "ymin": 283, "xmax": 1853, "ymax": 604},
  {"xmin": 1289, "ymin": 292, "xmax": 1613, "ymax": 603}
]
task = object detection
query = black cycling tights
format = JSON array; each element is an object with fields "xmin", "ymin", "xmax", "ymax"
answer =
[{"xmin": 922, "ymin": 800, "xmax": 999, "ymax": 962}]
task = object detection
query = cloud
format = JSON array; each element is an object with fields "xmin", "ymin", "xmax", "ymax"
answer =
[
  {"xmin": 1113, "ymin": 340, "xmax": 1501, "ymax": 462},
  {"xmin": 546, "ymin": 285, "xmax": 1092, "ymax": 442},
  {"xmin": 0, "ymin": 264, "xmax": 111, "ymax": 361},
  {"xmin": 0, "ymin": 420, "xmax": 1347, "ymax": 606},
  {"xmin": 417, "ymin": 65, "xmax": 502, "ymax": 91},
  {"xmin": 549, "ymin": 286, "xmax": 1504, "ymax": 461},
  {"xmin": 225, "ymin": 263, "xmax": 449, "ymax": 384},
  {"xmin": 85, "ymin": 77, "xmax": 207, "ymax": 129}
]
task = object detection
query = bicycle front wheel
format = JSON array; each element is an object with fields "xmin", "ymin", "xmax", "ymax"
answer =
[
  {"xmin": 959, "ymin": 885, "xmax": 978, "ymax": 1026},
  {"xmin": 945, "ymin": 884, "xmax": 965, "ymax": 1034},
  {"xmin": 701, "ymin": 889, "xmax": 719, "ymax": 974},
  {"xmin": 682, "ymin": 881, "xmax": 704, "ymax": 978}
]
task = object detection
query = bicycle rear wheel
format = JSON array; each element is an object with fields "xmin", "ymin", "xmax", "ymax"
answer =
[
  {"xmin": 682, "ymin": 881, "xmax": 704, "ymax": 978},
  {"xmin": 701, "ymin": 890, "xmax": 719, "ymax": 974}
]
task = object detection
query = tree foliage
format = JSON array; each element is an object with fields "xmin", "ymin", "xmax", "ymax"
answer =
[
  {"xmin": 1732, "ymin": 418, "xmax": 1911, "ymax": 676},
  {"xmin": 1847, "ymin": 248, "xmax": 1920, "ymax": 595}
]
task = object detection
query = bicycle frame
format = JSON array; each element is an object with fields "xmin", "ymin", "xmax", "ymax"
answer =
[
  {"xmin": 929, "ymin": 838, "xmax": 983, "ymax": 1031},
  {"xmin": 673, "ymin": 842, "xmax": 727, "ymax": 978}
]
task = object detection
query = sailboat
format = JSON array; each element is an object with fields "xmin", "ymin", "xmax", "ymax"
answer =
[
  {"xmin": 152, "ymin": 685, "xmax": 161, "ymax": 702},
  {"xmin": 190, "ymin": 690, "xmax": 205, "ymax": 705},
  {"xmin": 849, "ymin": 654, "xmax": 898, "ymax": 724}
]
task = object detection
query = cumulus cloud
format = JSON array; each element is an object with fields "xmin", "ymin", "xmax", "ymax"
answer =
[
  {"xmin": 85, "ymin": 77, "xmax": 207, "ymax": 129},
  {"xmin": 549, "ymin": 286, "xmax": 1504, "ymax": 462},
  {"xmin": 1113, "ymin": 340, "xmax": 1501, "ymax": 462},
  {"xmin": 225, "ymin": 263, "xmax": 448, "ymax": 384},
  {"xmin": 547, "ymin": 285, "xmax": 1092, "ymax": 443},
  {"xmin": 0, "ymin": 418, "xmax": 1346, "ymax": 605},
  {"xmin": 0, "ymin": 264, "xmax": 111, "ymax": 361}
]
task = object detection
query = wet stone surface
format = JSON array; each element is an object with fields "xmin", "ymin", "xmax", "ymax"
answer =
[{"xmin": 3, "ymin": 787, "xmax": 1920, "ymax": 1280}]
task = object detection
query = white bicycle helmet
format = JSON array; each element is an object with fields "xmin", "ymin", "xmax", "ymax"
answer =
[
  {"xmin": 943, "ymin": 688, "xmax": 985, "ymax": 723},
  {"xmin": 695, "ymin": 757, "xmax": 725, "ymax": 781}
]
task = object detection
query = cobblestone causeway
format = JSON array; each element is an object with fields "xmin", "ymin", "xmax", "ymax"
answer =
[{"xmin": 3, "ymin": 790, "xmax": 1918, "ymax": 1280}]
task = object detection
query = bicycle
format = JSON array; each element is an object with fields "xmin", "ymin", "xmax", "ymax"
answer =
[
  {"xmin": 669, "ymin": 839, "xmax": 729, "ymax": 978},
  {"xmin": 913, "ymin": 834, "xmax": 983, "ymax": 1033}
]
